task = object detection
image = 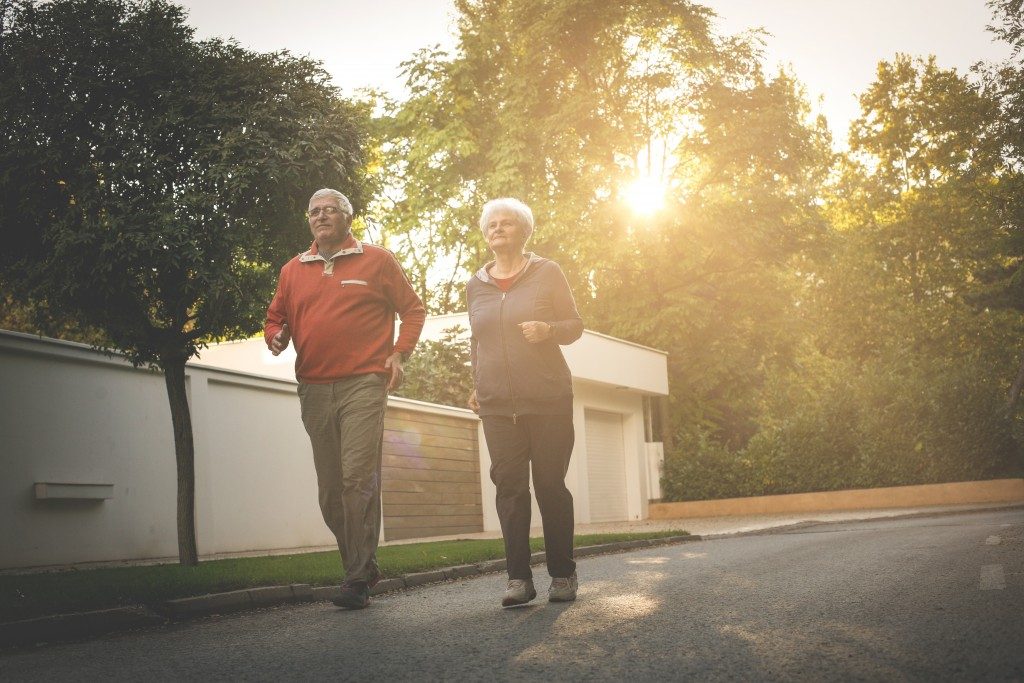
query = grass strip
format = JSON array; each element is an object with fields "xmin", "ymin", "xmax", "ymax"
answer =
[{"xmin": 0, "ymin": 530, "xmax": 687, "ymax": 622}]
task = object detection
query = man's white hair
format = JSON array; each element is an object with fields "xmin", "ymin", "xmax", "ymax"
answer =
[
  {"xmin": 479, "ymin": 197, "xmax": 534, "ymax": 241},
  {"xmin": 309, "ymin": 188, "xmax": 353, "ymax": 217}
]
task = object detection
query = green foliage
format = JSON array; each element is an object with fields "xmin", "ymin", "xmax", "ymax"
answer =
[
  {"xmin": 663, "ymin": 355, "xmax": 1023, "ymax": 502},
  {"xmin": 662, "ymin": 42, "xmax": 1024, "ymax": 501},
  {"xmin": 376, "ymin": 0, "xmax": 745, "ymax": 313},
  {"xmin": 591, "ymin": 67, "xmax": 833, "ymax": 446},
  {"xmin": 379, "ymin": 0, "xmax": 832, "ymax": 447},
  {"xmin": 0, "ymin": 289, "xmax": 110, "ymax": 346},
  {"xmin": 393, "ymin": 325, "xmax": 474, "ymax": 408},
  {"xmin": 0, "ymin": 0, "xmax": 371, "ymax": 366}
]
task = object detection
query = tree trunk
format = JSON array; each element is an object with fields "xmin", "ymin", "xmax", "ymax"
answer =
[
  {"xmin": 163, "ymin": 355, "xmax": 198, "ymax": 566},
  {"xmin": 1008, "ymin": 353, "xmax": 1024, "ymax": 418}
]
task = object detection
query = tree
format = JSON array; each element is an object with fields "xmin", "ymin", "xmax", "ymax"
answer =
[
  {"xmin": 590, "ymin": 66, "xmax": 833, "ymax": 447},
  {"xmin": 393, "ymin": 326, "xmax": 474, "ymax": 407},
  {"xmin": 818, "ymin": 55, "xmax": 1006, "ymax": 358},
  {"xmin": 981, "ymin": 0, "xmax": 1024, "ymax": 415},
  {"xmin": 0, "ymin": 0, "xmax": 371, "ymax": 564},
  {"xmin": 376, "ymin": 0, "xmax": 746, "ymax": 313},
  {"xmin": 376, "ymin": 0, "xmax": 833, "ymax": 448}
]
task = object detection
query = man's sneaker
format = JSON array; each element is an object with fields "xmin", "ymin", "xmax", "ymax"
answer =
[
  {"xmin": 332, "ymin": 581, "xmax": 369, "ymax": 609},
  {"xmin": 548, "ymin": 573, "xmax": 578, "ymax": 602},
  {"xmin": 501, "ymin": 579, "xmax": 537, "ymax": 607}
]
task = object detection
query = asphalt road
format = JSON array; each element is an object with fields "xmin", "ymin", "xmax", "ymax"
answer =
[{"xmin": 2, "ymin": 508, "xmax": 1021, "ymax": 681}]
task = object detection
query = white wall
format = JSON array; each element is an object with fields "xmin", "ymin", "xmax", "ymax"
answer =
[
  {"xmin": 1, "ymin": 316, "xmax": 668, "ymax": 567},
  {"xmin": 1, "ymin": 337, "xmax": 182, "ymax": 567},
  {"xmin": 0, "ymin": 331, "xmax": 475, "ymax": 570}
]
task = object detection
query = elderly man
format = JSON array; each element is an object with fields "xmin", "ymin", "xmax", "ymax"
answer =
[{"xmin": 265, "ymin": 188, "xmax": 425, "ymax": 610}]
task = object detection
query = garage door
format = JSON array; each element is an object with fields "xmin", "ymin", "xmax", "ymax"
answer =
[{"xmin": 585, "ymin": 409, "xmax": 628, "ymax": 522}]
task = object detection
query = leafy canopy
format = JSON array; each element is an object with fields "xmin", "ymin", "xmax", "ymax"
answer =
[{"xmin": 0, "ymin": 0, "xmax": 371, "ymax": 365}]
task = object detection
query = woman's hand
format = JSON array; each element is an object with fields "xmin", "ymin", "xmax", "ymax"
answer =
[
  {"xmin": 519, "ymin": 321, "xmax": 552, "ymax": 343},
  {"xmin": 467, "ymin": 389, "xmax": 480, "ymax": 413}
]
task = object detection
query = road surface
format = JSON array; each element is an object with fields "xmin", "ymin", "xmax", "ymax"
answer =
[{"xmin": 2, "ymin": 508, "xmax": 1021, "ymax": 681}]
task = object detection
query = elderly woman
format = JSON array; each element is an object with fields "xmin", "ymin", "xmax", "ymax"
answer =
[{"xmin": 467, "ymin": 197, "xmax": 584, "ymax": 607}]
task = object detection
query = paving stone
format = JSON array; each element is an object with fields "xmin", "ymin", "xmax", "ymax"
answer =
[
  {"xmin": 444, "ymin": 564, "xmax": 480, "ymax": 580},
  {"xmin": 476, "ymin": 559, "xmax": 506, "ymax": 573},
  {"xmin": 311, "ymin": 585, "xmax": 341, "ymax": 602},
  {"xmin": 290, "ymin": 584, "xmax": 314, "ymax": 601},
  {"xmin": 402, "ymin": 570, "xmax": 447, "ymax": 587},
  {"xmin": 651, "ymin": 534, "xmax": 700, "ymax": 545},
  {"xmin": 369, "ymin": 578, "xmax": 405, "ymax": 596},
  {"xmin": 248, "ymin": 586, "xmax": 297, "ymax": 607},
  {"xmin": 161, "ymin": 589, "xmax": 251, "ymax": 619}
]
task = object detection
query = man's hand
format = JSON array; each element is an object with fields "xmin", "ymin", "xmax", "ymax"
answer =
[
  {"xmin": 519, "ymin": 321, "xmax": 552, "ymax": 344},
  {"xmin": 384, "ymin": 351, "xmax": 405, "ymax": 390},
  {"xmin": 270, "ymin": 324, "xmax": 291, "ymax": 356},
  {"xmin": 467, "ymin": 388, "xmax": 480, "ymax": 413}
]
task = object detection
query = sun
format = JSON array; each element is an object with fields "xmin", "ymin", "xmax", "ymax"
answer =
[{"xmin": 623, "ymin": 177, "xmax": 667, "ymax": 215}]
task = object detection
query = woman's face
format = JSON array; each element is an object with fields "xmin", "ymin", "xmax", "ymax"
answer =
[{"xmin": 484, "ymin": 210, "xmax": 526, "ymax": 253}]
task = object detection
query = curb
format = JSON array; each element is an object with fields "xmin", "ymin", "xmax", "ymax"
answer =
[
  {"xmin": 0, "ymin": 534, "xmax": 699, "ymax": 649},
  {"xmin": 158, "ymin": 584, "xmax": 314, "ymax": 620}
]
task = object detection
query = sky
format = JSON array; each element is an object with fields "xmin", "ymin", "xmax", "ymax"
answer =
[{"xmin": 175, "ymin": 0, "xmax": 1014, "ymax": 145}]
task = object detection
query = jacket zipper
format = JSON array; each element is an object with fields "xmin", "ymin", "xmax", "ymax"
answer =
[
  {"xmin": 498, "ymin": 289, "xmax": 518, "ymax": 424},
  {"xmin": 494, "ymin": 258, "xmax": 532, "ymax": 425}
]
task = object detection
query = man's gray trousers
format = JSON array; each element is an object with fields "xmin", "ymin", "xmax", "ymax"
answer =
[{"xmin": 298, "ymin": 373, "xmax": 387, "ymax": 583}]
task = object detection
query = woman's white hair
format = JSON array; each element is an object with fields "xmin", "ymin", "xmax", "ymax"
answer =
[
  {"xmin": 309, "ymin": 188, "xmax": 353, "ymax": 217},
  {"xmin": 479, "ymin": 197, "xmax": 534, "ymax": 241}
]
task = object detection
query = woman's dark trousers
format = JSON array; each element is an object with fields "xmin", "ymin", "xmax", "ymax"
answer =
[{"xmin": 481, "ymin": 413, "xmax": 576, "ymax": 580}]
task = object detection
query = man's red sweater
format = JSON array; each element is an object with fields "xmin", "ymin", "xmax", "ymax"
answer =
[{"xmin": 264, "ymin": 236, "xmax": 425, "ymax": 384}]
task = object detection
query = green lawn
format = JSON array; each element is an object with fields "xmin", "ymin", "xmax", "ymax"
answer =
[{"xmin": 1, "ymin": 530, "xmax": 687, "ymax": 622}]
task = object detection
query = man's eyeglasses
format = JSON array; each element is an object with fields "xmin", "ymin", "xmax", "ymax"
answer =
[{"xmin": 307, "ymin": 206, "xmax": 345, "ymax": 219}]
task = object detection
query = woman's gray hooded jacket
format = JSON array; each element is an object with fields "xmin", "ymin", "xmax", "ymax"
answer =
[{"xmin": 467, "ymin": 253, "xmax": 583, "ymax": 419}]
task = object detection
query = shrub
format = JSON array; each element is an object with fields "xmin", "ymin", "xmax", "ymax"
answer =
[{"xmin": 662, "ymin": 356, "xmax": 1023, "ymax": 501}]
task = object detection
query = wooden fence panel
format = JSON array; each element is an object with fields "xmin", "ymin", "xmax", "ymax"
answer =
[{"xmin": 382, "ymin": 406, "xmax": 484, "ymax": 541}]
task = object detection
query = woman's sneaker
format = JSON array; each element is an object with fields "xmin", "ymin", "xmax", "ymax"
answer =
[
  {"xmin": 548, "ymin": 573, "xmax": 578, "ymax": 602},
  {"xmin": 501, "ymin": 579, "xmax": 537, "ymax": 607}
]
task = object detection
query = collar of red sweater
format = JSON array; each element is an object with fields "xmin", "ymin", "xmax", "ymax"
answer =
[{"xmin": 299, "ymin": 236, "xmax": 364, "ymax": 262}]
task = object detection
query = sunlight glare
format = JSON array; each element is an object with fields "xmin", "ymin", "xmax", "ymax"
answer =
[{"xmin": 623, "ymin": 177, "xmax": 667, "ymax": 215}]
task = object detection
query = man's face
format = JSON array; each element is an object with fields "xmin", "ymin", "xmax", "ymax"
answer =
[{"xmin": 308, "ymin": 196, "xmax": 352, "ymax": 248}]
